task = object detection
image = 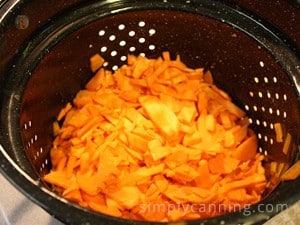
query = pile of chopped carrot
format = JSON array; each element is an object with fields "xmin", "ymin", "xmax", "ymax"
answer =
[{"xmin": 44, "ymin": 52, "xmax": 267, "ymax": 221}]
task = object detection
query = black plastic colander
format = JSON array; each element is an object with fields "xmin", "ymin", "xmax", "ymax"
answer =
[{"xmin": 0, "ymin": 0, "xmax": 299, "ymax": 224}]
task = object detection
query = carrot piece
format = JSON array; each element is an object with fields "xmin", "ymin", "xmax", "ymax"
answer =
[
  {"xmin": 197, "ymin": 91, "xmax": 208, "ymax": 113},
  {"xmin": 127, "ymin": 54, "xmax": 137, "ymax": 65},
  {"xmin": 230, "ymin": 124, "xmax": 248, "ymax": 145},
  {"xmin": 220, "ymin": 174, "xmax": 266, "ymax": 194},
  {"xmin": 50, "ymin": 147, "xmax": 67, "ymax": 170},
  {"xmin": 195, "ymin": 160, "xmax": 214, "ymax": 189},
  {"xmin": 164, "ymin": 184, "xmax": 215, "ymax": 204},
  {"xmin": 63, "ymin": 188, "xmax": 83, "ymax": 203},
  {"xmin": 73, "ymin": 90, "xmax": 94, "ymax": 108},
  {"xmin": 172, "ymin": 164, "xmax": 199, "ymax": 182},
  {"xmin": 164, "ymin": 151, "xmax": 188, "ymax": 169},
  {"xmin": 119, "ymin": 164, "xmax": 165, "ymax": 186},
  {"xmin": 282, "ymin": 133, "xmax": 292, "ymax": 155},
  {"xmin": 151, "ymin": 61, "xmax": 170, "ymax": 79},
  {"xmin": 79, "ymin": 152, "xmax": 90, "ymax": 173},
  {"xmin": 223, "ymin": 100, "xmax": 246, "ymax": 118},
  {"xmin": 76, "ymin": 117, "xmax": 102, "ymax": 138},
  {"xmin": 43, "ymin": 170, "xmax": 72, "ymax": 189},
  {"xmin": 177, "ymin": 101, "xmax": 198, "ymax": 124},
  {"xmin": 153, "ymin": 175, "xmax": 169, "ymax": 193},
  {"xmin": 89, "ymin": 53, "xmax": 105, "ymax": 72},
  {"xmin": 115, "ymin": 70, "xmax": 135, "ymax": 91},
  {"xmin": 57, "ymin": 102, "xmax": 72, "ymax": 121},
  {"xmin": 162, "ymin": 51, "xmax": 171, "ymax": 61},
  {"xmin": 145, "ymin": 183, "xmax": 160, "ymax": 200},
  {"xmin": 227, "ymin": 188, "xmax": 247, "ymax": 202},
  {"xmin": 168, "ymin": 207, "xmax": 186, "ymax": 221},
  {"xmin": 132, "ymin": 56, "xmax": 152, "ymax": 78},
  {"xmin": 126, "ymin": 132, "xmax": 149, "ymax": 153},
  {"xmin": 281, "ymin": 160, "xmax": 300, "ymax": 181},
  {"xmin": 274, "ymin": 123, "xmax": 283, "ymax": 143},
  {"xmin": 119, "ymin": 90, "xmax": 141, "ymax": 103},
  {"xmin": 159, "ymin": 94, "xmax": 181, "ymax": 113},
  {"xmin": 203, "ymin": 70, "xmax": 213, "ymax": 84},
  {"xmin": 232, "ymin": 134, "xmax": 258, "ymax": 162},
  {"xmin": 66, "ymin": 110, "xmax": 90, "ymax": 128},
  {"xmin": 85, "ymin": 68, "xmax": 105, "ymax": 91},
  {"xmin": 223, "ymin": 156, "xmax": 240, "ymax": 173},
  {"xmin": 108, "ymin": 186, "xmax": 143, "ymax": 209},
  {"xmin": 220, "ymin": 111, "xmax": 234, "ymax": 129},
  {"xmin": 149, "ymin": 144, "xmax": 172, "ymax": 161},
  {"xmin": 89, "ymin": 201, "xmax": 122, "ymax": 217},
  {"xmin": 52, "ymin": 121, "xmax": 60, "ymax": 136},
  {"xmin": 82, "ymin": 192, "xmax": 106, "ymax": 206},
  {"xmin": 205, "ymin": 114, "xmax": 216, "ymax": 132},
  {"xmin": 66, "ymin": 155, "xmax": 78, "ymax": 177},
  {"xmin": 139, "ymin": 96, "xmax": 180, "ymax": 138},
  {"xmin": 208, "ymin": 154, "xmax": 225, "ymax": 174},
  {"xmin": 76, "ymin": 172, "xmax": 101, "ymax": 195}
]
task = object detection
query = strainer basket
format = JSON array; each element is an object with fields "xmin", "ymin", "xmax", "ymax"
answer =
[{"xmin": 0, "ymin": 0, "xmax": 299, "ymax": 224}]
